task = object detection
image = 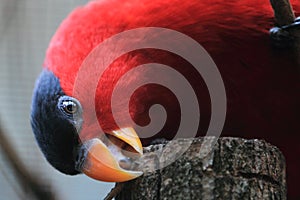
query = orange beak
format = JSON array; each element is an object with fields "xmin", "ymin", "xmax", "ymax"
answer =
[{"xmin": 75, "ymin": 127, "xmax": 143, "ymax": 182}]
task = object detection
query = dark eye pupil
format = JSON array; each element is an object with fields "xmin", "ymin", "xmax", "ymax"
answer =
[{"xmin": 63, "ymin": 101, "xmax": 77, "ymax": 114}]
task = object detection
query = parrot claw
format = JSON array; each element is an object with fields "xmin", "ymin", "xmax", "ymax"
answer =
[{"xmin": 270, "ymin": 17, "xmax": 300, "ymax": 48}]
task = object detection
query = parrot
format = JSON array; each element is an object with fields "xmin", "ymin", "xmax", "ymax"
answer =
[{"xmin": 30, "ymin": 0, "xmax": 300, "ymax": 199}]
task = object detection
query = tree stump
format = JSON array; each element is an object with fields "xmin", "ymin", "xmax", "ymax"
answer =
[{"xmin": 116, "ymin": 137, "xmax": 286, "ymax": 200}]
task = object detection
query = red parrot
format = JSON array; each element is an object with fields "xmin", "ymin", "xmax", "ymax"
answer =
[{"xmin": 30, "ymin": 0, "xmax": 300, "ymax": 199}]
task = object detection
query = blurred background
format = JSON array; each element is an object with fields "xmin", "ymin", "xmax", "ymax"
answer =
[{"xmin": 0, "ymin": 0, "xmax": 114, "ymax": 199}]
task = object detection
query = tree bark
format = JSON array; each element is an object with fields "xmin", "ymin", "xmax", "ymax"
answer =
[{"xmin": 116, "ymin": 137, "xmax": 286, "ymax": 200}]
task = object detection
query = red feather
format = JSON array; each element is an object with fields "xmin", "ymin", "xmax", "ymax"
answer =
[{"xmin": 44, "ymin": 0, "xmax": 300, "ymax": 198}]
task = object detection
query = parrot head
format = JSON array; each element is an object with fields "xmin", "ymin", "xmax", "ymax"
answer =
[{"xmin": 31, "ymin": 69, "xmax": 143, "ymax": 182}]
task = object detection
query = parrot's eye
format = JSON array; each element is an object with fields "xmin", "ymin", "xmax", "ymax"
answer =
[
  {"xmin": 58, "ymin": 96, "xmax": 81, "ymax": 116},
  {"xmin": 63, "ymin": 101, "xmax": 77, "ymax": 114}
]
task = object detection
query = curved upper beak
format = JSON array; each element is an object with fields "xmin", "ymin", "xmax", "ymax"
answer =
[{"xmin": 75, "ymin": 127, "xmax": 143, "ymax": 182}]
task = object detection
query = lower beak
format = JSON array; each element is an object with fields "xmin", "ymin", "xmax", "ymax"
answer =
[{"xmin": 75, "ymin": 127, "xmax": 143, "ymax": 182}]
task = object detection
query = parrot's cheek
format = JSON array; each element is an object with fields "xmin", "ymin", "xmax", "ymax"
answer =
[{"xmin": 75, "ymin": 128, "xmax": 143, "ymax": 182}]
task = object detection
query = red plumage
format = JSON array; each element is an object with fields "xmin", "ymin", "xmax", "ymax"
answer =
[{"xmin": 44, "ymin": 0, "xmax": 300, "ymax": 198}]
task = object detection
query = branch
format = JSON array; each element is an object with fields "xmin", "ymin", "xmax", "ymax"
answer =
[{"xmin": 270, "ymin": 0, "xmax": 295, "ymax": 26}]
